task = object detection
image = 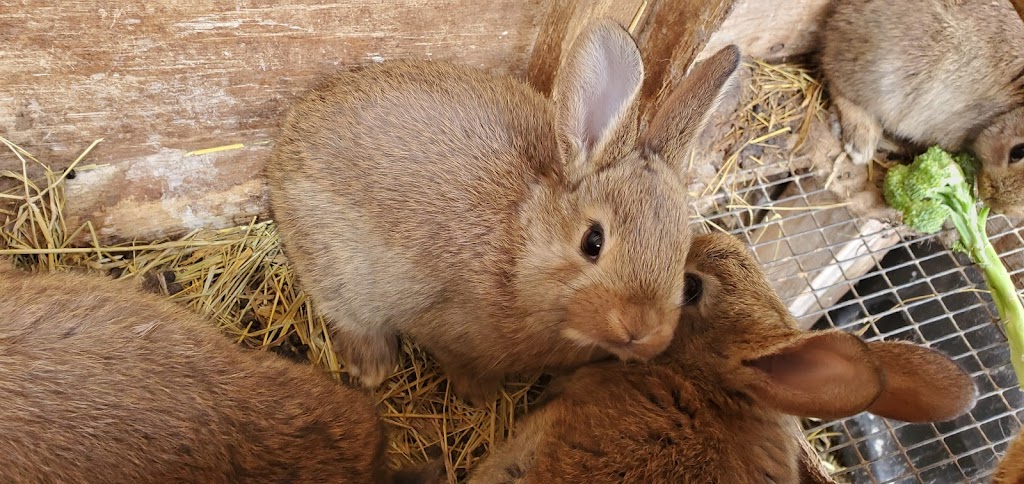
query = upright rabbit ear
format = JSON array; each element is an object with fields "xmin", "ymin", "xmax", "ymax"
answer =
[
  {"xmin": 640, "ymin": 45, "xmax": 741, "ymax": 167},
  {"xmin": 864, "ymin": 341, "xmax": 977, "ymax": 422},
  {"xmin": 741, "ymin": 330, "xmax": 884, "ymax": 419},
  {"xmin": 553, "ymin": 20, "xmax": 643, "ymax": 177}
]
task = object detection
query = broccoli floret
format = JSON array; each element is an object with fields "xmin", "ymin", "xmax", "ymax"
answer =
[
  {"xmin": 883, "ymin": 146, "xmax": 1024, "ymax": 388},
  {"xmin": 882, "ymin": 146, "xmax": 969, "ymax": 234},
  {"xmin": 953, "ymin": 152, "xmax": 979, "ymax": 188}
]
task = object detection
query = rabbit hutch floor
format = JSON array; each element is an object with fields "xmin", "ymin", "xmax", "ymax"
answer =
[{"xmin": 3, "ymin": 59, "xmax": 1023, "ymax": 484}]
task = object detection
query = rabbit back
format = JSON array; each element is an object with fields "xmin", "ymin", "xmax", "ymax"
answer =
[
  {"xmin": 268, "ymin": 60, "xmax": 557, "ymax": 342},
  {"xmin": 468, "ymin": 363, "xmax": 799, "ymax": 483},
  {"xmin": 0, "ymin": 269, "xmax": 389, "ymax": 483},
  {"xmin": 822, "ymin": 0, "xmax": 1024, "ymax": 149}
]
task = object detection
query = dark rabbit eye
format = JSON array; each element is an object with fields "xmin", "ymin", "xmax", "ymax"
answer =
[
  {"xmin": 682, "ymin": 273, "xmax": 703, "ymax": 306},
  {"xmin": 580, "ymin": 223, "xmax": 604, "ymax": 261},
  {"xmin": 1010, "ymin": 144, "xmax": 1024, "ymax": 165}
]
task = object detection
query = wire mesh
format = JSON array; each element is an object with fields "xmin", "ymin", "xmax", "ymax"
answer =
[{"xmin": 696, "ymin": 163, "xmax": 1024, "ymax": 483}]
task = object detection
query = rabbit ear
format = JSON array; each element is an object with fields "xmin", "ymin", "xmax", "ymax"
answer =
[
  {"xmin": 741, "ymin": 330, "xmax": 884, "ymax": 419},
  {"xmin": 553, "ymin": 20, "xmax": 643, "ymax": 177},
  {"xmin": 640, "ymin": 45, "xmax": 740, "ymax": 167},
  {"xmin": 863, "ymin": 341, "xmax": 977, "ymax": 422}
]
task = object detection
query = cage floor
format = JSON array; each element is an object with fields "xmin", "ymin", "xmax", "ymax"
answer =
[{"xmin": 700, "ymin": 167, "xmax": 1024, "ymax": 483}]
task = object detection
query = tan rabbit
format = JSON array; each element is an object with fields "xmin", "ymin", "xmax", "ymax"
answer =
[
  {"xmin": 469, "ymin": 232, "xmax": 977, "ymax": 483},
  {"xmin": 994, "ymin": 429, "xmax": 1024, "ymax": 483},
  {"xmin": 267, "ymin": 19, "xmax": 741, "ymax": 402},
  {"xmin": 0, "ymin": 264, "xmax": 434, "ymax": 484},
  {"xmin": 820, "ymin": 0, "xmax": 1024, "ymax": 217}
]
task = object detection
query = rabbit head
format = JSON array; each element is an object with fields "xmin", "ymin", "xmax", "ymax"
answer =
[
  {"xmin": 516, "ymin": 21, "xmax": 741, "ymax": 362},
  {"xmin": 675, "ymin": 232, "xmax": 977, "ymax": 422},
  {"xmin": 975, "ymin": 105, "xmax": 1024, "ymax": 218}
]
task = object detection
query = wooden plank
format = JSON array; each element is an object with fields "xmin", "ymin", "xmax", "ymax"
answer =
[
  {"xmin": 1, "ymin": 1, "xmax": 547, "ymax": 243},
  {"xmin": 525, "ymin": 0, "xmax": 645, "ymax": 96},
  {"xmin": 698, "ymin": 0, "xmax": 830, "ymax": 62},
  {"xmin": 747, "ymin": 176, "xmax": 902, "ymax": 330},
  {"xmin": 525, "ymin": 0, "xmax": 738, "ymax": 107},
  {"xmin": 632, "ymin": 0, "xmax": 736, "ymax": 115}
]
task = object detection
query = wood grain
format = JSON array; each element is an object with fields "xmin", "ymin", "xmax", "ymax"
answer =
[
  {"xmin": 525, "ymin": 0, "xmax": 644, "ymax": 97},
  {"xmin": 525, "ymin": 0, "xmax": 737, "ymax": 141},
  {"xmin": 1, "ymin": 1, "xmax": 545, "ymax": 242},
  {"xmin": 698, "ymin": 0, "xmax": 830, "ymax": 62},
  {"xmin": 3, "ymin": 0, "xmax": 837, "ymax": 243},
  {"xmin": 632, "ymin": 0, "xmax": 736, "ymax": 116}
]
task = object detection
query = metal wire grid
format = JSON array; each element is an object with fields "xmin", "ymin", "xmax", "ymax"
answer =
[{"xmin": 697, "ymin": 166, "xmax": 1024, "ymax": 483}]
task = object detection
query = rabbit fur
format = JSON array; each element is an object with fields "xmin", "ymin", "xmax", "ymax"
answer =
[
  {"xmin": 821, "ymin": 0, "xmax": 1024, "ymax": 216},
  {"xmin": 469, "ymin": 232, "xmax": 978, "ymax": 483},
  {"xmin": 994, "ymin": 428, "xmax": 1024, "ymax": 484},
  {"xmin": 267, "ymin": 20, "xmax": 741, "ymax": 402},
  {"xmin": 0, "ymin": 264, "xmax": 429, "ymax": 483}
]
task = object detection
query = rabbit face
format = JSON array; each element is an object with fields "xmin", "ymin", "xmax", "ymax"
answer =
[
  {"xmin": 555, "ymin": 155, "xmax": 690, "ymax": 361},
  {"xmin": 976, "ymin": 106, "xmax": 1024, "ymax": 217}
]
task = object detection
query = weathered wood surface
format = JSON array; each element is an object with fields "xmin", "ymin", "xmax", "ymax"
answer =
[
  {"xmin": 699, "ymin": 0, "xmax": 830, "ymax": 62},
  {"xmin": 1, "ymin": 0, "xmax": 833, "ymax": 244},
  {"xmin": 1, "ymin": 1, "xmax": 546, "ymax": 242},
  {"xmin": 526, "ymin": 0, "xmax": 737, "ymax": 118},
  {"xmin": 632, "ymin": 0, "xmax": 735, "ymax": 119}
]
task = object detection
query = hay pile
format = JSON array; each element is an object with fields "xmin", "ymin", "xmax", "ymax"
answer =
[
  {"xmin": 0, "ymin": 60, "xmax": 842, "ymax": 482},
  {"xmin": 690, "ymin": 59, "xmax": 831, "ymax": 223}
]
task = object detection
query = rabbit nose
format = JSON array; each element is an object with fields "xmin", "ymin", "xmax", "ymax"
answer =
[
  {"xmin": 607, "ymin": 307, "xmax": 673, "ymax": 359},
  {"xmin": 608, "ymin": 310, "xmax": 639, "ymax": 344}
]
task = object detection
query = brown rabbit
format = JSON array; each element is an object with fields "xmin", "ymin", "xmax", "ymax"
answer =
[
  {"xmin": 469, "ymin": 232, "xmax": 977, "ymax": 483},
  {"xmin": 267, "ymin": 19, "xmax": 741, "ymax": 402},
  {"xmin": 0, "ymin": 264, "xmax": 432, "ymax": 483},
  {"xmin": 994, "ymin": 428, "xmax": 1024, "ymax": 483},
  {"xmin": 820, "ymin": 0, "xmax": 1024, "ymax": 217}
]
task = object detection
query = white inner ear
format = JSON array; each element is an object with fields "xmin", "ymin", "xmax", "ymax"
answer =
[
  {"xmin": 567, "ymin": 29, "xmax": 643, "ymax": 157},
  {"xmin": 581, "ymin": 49, "xmax": 632, "ymax": 151}
]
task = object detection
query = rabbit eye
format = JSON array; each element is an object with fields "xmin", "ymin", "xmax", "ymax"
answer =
[
  {"xmin": 1009, "ymin": 144, "xmax": 1024, "ymax": 165},
  {"xmin": 580, "ymin": 223, "xmax": 604, "ymax": 261},
  {"xmin": 682, "ymin": 273, "xmax": 703, "ymax": 305}
]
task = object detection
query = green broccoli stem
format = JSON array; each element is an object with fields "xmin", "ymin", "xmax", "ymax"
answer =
[
  {"xmin": 974, "ymin": 236, "xmax": 1024, "ymax": 388},
  {"xmin": 943, "ymin": 192, "xmax": 1024, "ymax": 387}
]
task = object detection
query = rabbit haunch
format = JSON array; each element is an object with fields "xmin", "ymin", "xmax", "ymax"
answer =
[
  {"xmin": 469, "ymin": 233, "xmax": 977, "ymax": 483},
  {"xmin": 267, "ymin": 20, "xmax": 741, "ymax": 402},
  {"xmin": 821, "ymin": 0, "xmax": 1024, "ymax": 216},
  {"xmin": 0, "ymin": 265, "xmax": 413, "ymax": 483}
]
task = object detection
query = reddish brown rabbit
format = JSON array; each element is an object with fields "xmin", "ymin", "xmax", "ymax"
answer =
[
  {"xmin": 267, "ymin": 19, "xmax": 741, "ymax": 402},
  {"xmin": 469, "ymin": 233, "xmax": 977, "ymax": 483},
  {"xmin": 994, "ymin": 430, "xmax": 1024, "ymax": 484},
  {"xmin": 0, "ymin": 265, "xmax": 430, "ymax": 483},
  {"xmin": 820, "ymin": 0, "xmax": 1024, "ymax": 216}
]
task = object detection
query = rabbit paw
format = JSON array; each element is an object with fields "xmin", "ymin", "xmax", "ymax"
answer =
[
  {"xmin": 447, "ymin": 370, "xmax": 503, "ymax": 407},
  {"xmin": 332, "ymin": 326, "xmax": 400, "ymax": 388},
  {"xmin": 833, "ymin": 95, "xmax": 882, "ymax": 166}
]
